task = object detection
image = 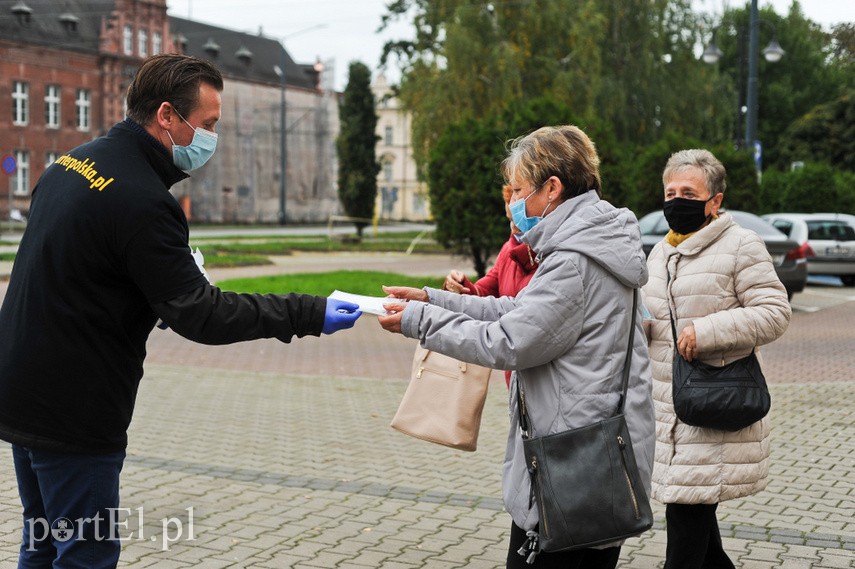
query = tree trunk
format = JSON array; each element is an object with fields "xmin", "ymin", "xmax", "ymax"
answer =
[{"xmin": 471, "ymin": 245, "xmax": 488, "ymax": 278}]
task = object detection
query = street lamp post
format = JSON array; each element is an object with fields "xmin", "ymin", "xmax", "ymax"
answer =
[
  {"xmin": 275, "ymin": 50, "xmax": 287, "ymax": 225},
  {"xmin": 271, "ymin": 24, "xmax": 327, "ymax": 226},
  {"xmin": 702, "ymin": 0, "xmax": 784, "ymax": 157}
]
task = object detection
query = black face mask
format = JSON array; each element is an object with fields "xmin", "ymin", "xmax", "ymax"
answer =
[{"xmin": 662, "ymin": 197, "xmax": 712, "ymax": 235}]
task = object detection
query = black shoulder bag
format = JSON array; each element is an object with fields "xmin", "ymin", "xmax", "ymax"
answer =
[
  {"xmin": 668, "ymin": 301, "xmax": 770, "ymax": 432},
  {"xmin": 515, "ymin": 290, "xmax": 653, "ymax": 564}
]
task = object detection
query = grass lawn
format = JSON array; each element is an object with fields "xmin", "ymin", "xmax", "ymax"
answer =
[
  {"xmin": 190, "ymin": 231, "xmax": 443, "ymax": 265},
  {"xmin": 0, "ymin": 232, "xmax": 446, "ymax": 269},
  {"xmin": 217, "ymin": 270, "xmax": 445, "ymax": 297}
]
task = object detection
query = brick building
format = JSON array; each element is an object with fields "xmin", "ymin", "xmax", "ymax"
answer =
[{"xmin": 0, "ymin": 0, "xmax": 340, "ymax": 223}]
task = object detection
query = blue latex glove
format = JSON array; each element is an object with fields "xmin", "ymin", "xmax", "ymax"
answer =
[{"xmin": 322, "ymin": 298, "xmax": 362, "ymax": 334}]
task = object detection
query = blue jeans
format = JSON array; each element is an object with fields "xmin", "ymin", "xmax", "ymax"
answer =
[{"xmin": 12, "ymin": 445, "xmax": 125, "ymax": 569}]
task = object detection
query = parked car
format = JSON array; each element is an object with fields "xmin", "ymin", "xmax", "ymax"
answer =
[
  {"xmin": 761, "ymin": 213, "xmax": 855, "ymax": 286},
  {"xmin": 639, "ymin": 209, "xmax": 808, "ymax": 299}
]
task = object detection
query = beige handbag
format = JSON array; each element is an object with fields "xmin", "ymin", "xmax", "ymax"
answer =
[{"xmin": 390, "ymin": 344, "xmax": 492, "ymax": 451}]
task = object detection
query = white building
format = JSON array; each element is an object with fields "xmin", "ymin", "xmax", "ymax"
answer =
[{"xmin": 372, "ymin": 73, "xmax": 430, "ymax": 221}]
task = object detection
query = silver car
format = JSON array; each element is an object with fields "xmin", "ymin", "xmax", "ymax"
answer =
[{"xmin": 762, "ymin": 213, "xmax": 855, "ymax": 286}]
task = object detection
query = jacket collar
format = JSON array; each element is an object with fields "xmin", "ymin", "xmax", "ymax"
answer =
[
  {"xmin": 507, "ymin": 235, "xmax": 538, "ymax": 271},
  {"xmin": 119, "ymin": 118, "xmax": 189, "ymax": 188},
  {"xmin": 663, "ymin": 211, "xmax": 735, "ymax": 257},
  {"xmin": 521, "ymin": 189, "xmax": 600, "ymax": 257}
]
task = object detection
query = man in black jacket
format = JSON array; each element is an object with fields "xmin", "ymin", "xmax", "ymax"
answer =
[{"xmin": 0, "ymin": 54, "xmax": 361, "ymax": 568}]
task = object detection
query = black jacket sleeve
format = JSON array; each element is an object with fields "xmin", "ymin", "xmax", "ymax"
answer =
[{"xmin": 152, "ymin": 284, "xmax": 326, "ymax": 345}]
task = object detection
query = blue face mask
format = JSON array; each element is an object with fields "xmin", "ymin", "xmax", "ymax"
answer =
[
  {"xmin": 166, "ymin": 110, "xmax": 218, "ymax": 171},
  {"xmin": 509, "ymin": 184, "xmax": 548, "ymax": 234}
]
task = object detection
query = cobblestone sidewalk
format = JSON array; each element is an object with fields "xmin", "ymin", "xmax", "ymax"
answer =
[{"xmin": 1, "ymin": 364, "xmax": 851, "ymax": 568}]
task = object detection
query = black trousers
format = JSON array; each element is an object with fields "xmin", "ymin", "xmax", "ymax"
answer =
[
  {"xmin": 506, "ymin": 522, "xmax": 621, "ymax": 569},
  {"xmin": 664, "ymin": 503, "xmax": 736, "ymax": 569}
]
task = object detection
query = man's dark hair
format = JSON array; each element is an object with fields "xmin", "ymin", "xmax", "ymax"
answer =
[{"xmin": 126, "ymin": 54, "xmax": 223, "ymax": 125}]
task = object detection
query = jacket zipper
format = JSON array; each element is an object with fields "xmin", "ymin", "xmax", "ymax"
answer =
[
  {"xmin": 528, "ymin": 455, "xmax": 550, "ymax": 538},
  {"xmin": 617, "ymin": 435, "xmax": 641, "ymax": 520}
]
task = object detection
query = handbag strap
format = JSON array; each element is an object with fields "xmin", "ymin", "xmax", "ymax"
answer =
[
  {"xmin": 516, "ymin": 289, "xmax": 638, "ymax": 438},
  {"xmin": 665, "ymin": 254, "xmax": 680, "ymax": 345},
  {"xmin": 665, "ymin": 257, "xmax": 756, "ymax": 360}
]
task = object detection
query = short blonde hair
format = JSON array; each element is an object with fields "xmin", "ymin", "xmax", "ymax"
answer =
[
  {"xmin": 501, "ymin": 125, "xmax": 601, "ymax": 199},
  {"xmin": 662, "ymin": 149, "xmax": 726, "ymax": 197}
]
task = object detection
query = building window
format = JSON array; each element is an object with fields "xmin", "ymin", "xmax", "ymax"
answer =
[
  {"xmin": 12, "ymin": 81, "xmax": 28, "ymax": 125},
  {"xmin": 45, "ymin": 152, "xmax": 58, "ymax": 168},
  {"xmin": 45, "ymin": 85, "xmax": 61, "ymax": 129},
  {"xmin": 413, "ymin": 191, "xmax": 427, "ymax": 216},
  {"xmin": 152, "ymin": 31, "xmax": 162, "ymax": 55},
  {"xmin": 123, "ymin": 25, "xmax": 133, "ymax": 55},
  {"xmin": 12, "ymin": 150, "xmax": 30, "ymax": 195},
  {"xmin": 138, "ymin": 28, "xmax": 148, "ymax": 58},
  {"xmin": 384, "ymin": 125, "xmax": 393, "ymax": 145},
  {"xmin": 76, "ymin": 89, "xmax": 91, "ymax": 131},
  {"xmin": 383, "ymin": 162, "xmax": 393, "ymax": 182},
  {"xmin": 381, "ymin": 186, "xmax": 399, "ymax": 217}
]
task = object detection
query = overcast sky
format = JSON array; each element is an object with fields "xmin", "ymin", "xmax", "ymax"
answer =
[{"xmin": 166, "ymin": 0, "xmax": 854, "ymax": 91}]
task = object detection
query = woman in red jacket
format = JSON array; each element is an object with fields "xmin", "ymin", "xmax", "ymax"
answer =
[{"xmin": 443, "ymin": 185, "xmax": 538, "ymax": 387}]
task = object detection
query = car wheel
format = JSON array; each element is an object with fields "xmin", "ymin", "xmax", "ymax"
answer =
[{"xmin": 841, "ymin": 275, "xmax": 855, "ymax": 287}]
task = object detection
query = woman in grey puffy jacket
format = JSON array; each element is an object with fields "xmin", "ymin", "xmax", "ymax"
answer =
[{"xmin": 379, "ymin": 125, "xmax": 655, "ymax": 569}]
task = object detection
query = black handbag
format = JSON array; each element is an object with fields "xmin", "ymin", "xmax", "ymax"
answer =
[
  {"xmin": 515, "ymin": 291, "xmax": 653, "ymax": 563},
  {"xmin": 669, "ymin": 303, "xmax": 771, "ymax": 431}
]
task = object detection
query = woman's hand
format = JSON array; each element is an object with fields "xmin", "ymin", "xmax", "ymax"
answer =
[
  {"xmin": 378, "ymin": 302, "xmax": 407, "ymax": 334},
  {"xmin": 382, "ymin": 285, "xmax": 428, "ymax": 302},
  {"xmin": 677, "ymin": 325, "xmax": 698, "ymax": 362},
  {"xmin": 377, "ymin": 286, "xmax": 426, "ymax": 335},
  {"xmin": 443, "ymin": 270, "xmax": 470, "ymax": 294}
]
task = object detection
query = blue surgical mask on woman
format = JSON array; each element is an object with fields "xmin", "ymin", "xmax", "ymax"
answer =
[
  {"xmin": 509, "ymin": 184, "xmax": 549, "ymax": 234},
  {"xmin": 166, "ymin": 108, "xmax": 218, "ymax": 171}
]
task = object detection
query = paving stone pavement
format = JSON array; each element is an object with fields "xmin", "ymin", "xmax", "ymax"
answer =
[{"xmin": 0, "ymin": 252, "xmax": 852, "ymax": 568}]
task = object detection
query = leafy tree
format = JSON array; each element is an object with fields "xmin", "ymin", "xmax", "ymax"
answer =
[
  {"xmin": 380, "ymin": 0, "xmax": 853, "ymax": 230},
  {"xmin": 595, "ymin": 0, "xmax": 725, "ymax": 144},
  {"xmin": 426, "ymin": 98, "xmax": 577, "ymax": 277},
  {"xmin": 427, "ymin": 115, "xmax": 507, "ymax": 278},
  {"xmin": 776, "ymin": 91, "xmax": 855, "ymax": 172},
  {"xmin": 336, "ymin": 62, "xmax": 380, "ymax": 238},
  {"xmin": 625, "ymin": 132, "xmax": 703, "ymax": 217},
  {"xmin": 620, "ymin": 135, "xmax": 757, "ymax": 218},
  {"xmin": 380, "ymin": 0, "xmax": 719, "ymax": 168},
  {"xmin": 828, "ymin": 22, "xmax": 855, "ymax": 67},
  {"xmin": 705, "ymin": 3, "xmax": 853, "ymax": 166},
  {"xmin": 709, "ymin": 143, "xmax": 760, "ymax": 213}
]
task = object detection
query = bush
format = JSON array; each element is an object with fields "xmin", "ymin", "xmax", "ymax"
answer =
[
  {"xmin": 710, "ymin": 145, "xmax": 759, "ymax": 213},
  {"xmin": 624, "ymin": 132, "xmax": 704, "ymax": 218},
  {"xmin": 761, "ymin": 162, "xmax": 855, "ymax": 213}
]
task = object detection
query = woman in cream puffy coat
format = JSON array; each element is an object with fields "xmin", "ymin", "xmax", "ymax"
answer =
[{"xmin": 642, "ymin": 149, "xmax": 791, "ymax": 569}]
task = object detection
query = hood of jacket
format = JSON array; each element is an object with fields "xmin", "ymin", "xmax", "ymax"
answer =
[{"xmin": 522, "ymin": 190, "xmax": 648, "ymax": 289}]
